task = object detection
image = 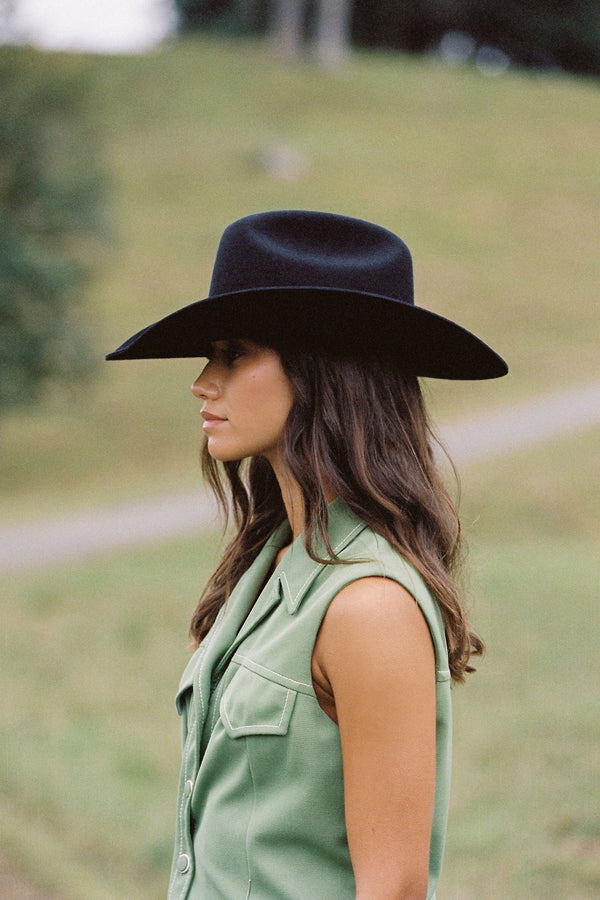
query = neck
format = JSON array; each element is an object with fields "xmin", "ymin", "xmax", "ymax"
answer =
[
  {"xmin": 267, "ymin": 452, "xmax": 336, "ymax": 544},
  {"xmin": 269, "ymin": 457, "xmax": 306, "ymax": 542}
]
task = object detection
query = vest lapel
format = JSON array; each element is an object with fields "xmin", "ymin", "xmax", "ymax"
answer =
[
  {"xmin": 175, "ymin": 499, "xmax": 367, "ymax": 732},
  {"xmin": 223, "ymin": 499, "xmax": 369, "ymax": 656},
  {"xmin": 278, "ymin": 498, "xmax": 368, "ymax": 614},
  {"xmin": 175, "ymin": 518, "xmax": 291, "ymax": 728}
]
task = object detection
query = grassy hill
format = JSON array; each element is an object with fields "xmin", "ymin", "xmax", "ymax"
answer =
[
  {"xmin": 1, "ymin": 36, "xmax": 599, "ymax": 515},
  {"xmin": 1, "ymin": 37, "xmax": 599, "ymax": 899}
]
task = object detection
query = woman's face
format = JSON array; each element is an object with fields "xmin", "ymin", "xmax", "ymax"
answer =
[{"xmin": 191, "ymin": 340, "xmax": 294, "ymax": 464}]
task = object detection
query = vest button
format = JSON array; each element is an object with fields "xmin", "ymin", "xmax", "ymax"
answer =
[
  {"xmin": 177, "ymin": 853, "xmax": 191, "ymax": 874},
  {"xmin": 183, "ymin": 779, "xmax": 194, "ymax": 798}
]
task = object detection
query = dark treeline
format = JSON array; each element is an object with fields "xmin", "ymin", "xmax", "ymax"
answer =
[
  {"xmin": 174, "ymin": 0, "xmax": 600, "ymax": 76},
  {"xmin": 0, "ymin": 49, "xmax": 105, "ymax": 410}
]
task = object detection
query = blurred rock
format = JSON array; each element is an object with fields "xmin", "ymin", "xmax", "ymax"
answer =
[
  {"xmin": 475, "ymin": 45, "xmax": 511, "ymax": 77},
  {"xmin": 250, "ymin": 143, "xmax": 308, "ymax": 181},
  {"xmin": 439, "ymin": 31, "xmax": 476, "ymax": 67}
]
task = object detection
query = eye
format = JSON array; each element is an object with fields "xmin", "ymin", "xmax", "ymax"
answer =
[
  {"xmin": 206, "ymin": 340, "xmax": 246, "ymax": 366},
  {"xmin": 222, "ymin": 340, "xmax": 245, "ymax": 365}
]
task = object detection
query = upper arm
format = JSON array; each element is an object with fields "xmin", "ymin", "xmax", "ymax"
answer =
[{"xmin": 313, "ymin": 577, "xmax": 436, "ymax": 899}]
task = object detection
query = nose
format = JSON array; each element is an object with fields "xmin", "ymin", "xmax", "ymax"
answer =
[{"xmin": 191, "ymin": 361, "xmax": 220, "ymax": 400}]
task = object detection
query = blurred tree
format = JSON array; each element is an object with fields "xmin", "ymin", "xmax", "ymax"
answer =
[
  {"xmin": 175, "ymin": 0, "xmax": 268, "ymax": 35},
  {"xmin": 352, "ymin": 0, "xmax": 600, "ymax": 74},
  {"xmin": 270, "ymin": 0, "xmax": 305, "ymax": 60},
  {"xmin": 452, "ymin": 0, "xmax": 600, "ymax": 74},
  {"xmin": 175, "ymin": 0, "xmax": 354, "ymax": 66},
  {"xmin": 173, "ymin": 0, "xmax": 600, "ymax": 76},
  {"xmin": 314, "ymin": 0, "xmax": 353, "ymax": 66},
  {"xmin": 0, "ymin": 47, "xmax": 105, "ymax": 411},
  {"xmin": 269, "ymin": 0, "xmax": 353, "ymax": 64}
]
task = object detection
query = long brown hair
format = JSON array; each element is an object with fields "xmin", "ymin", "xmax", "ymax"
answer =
[{"xmin": 190, "ymin": 345, "xmax": 483, "ymax": 682}]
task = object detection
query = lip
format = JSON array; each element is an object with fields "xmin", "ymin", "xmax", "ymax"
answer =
[{"xmin": 201, "ymin": 409, "xmax": 227, "ymax": 430}]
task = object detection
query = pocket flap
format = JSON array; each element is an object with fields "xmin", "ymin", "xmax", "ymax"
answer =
[{"xmin": 220, "ymin": 666, "xmax": 297, "ymax": 739}]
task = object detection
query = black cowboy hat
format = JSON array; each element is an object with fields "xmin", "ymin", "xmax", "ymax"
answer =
[{"xmin": 106, "ymin": 210, "xmax": 507, "ymax": 380}]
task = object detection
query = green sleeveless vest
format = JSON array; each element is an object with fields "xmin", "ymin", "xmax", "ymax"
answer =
[{"xmin": 169, "ymin": 499, "xmax": 452, "ymax": 899}]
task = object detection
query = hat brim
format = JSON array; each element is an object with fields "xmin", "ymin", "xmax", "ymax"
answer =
[{"xmin": 106, "ymin": 287, "xmax": 508, "ymax": 380}]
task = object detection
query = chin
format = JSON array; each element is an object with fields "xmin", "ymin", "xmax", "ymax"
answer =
[{"xmin": 206, "ymin": 443, "xmax": 244, "ymax": 463}]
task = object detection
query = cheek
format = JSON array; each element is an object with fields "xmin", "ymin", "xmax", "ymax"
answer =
[
  {"xmin": 267, "ymin": 377, "xmax": 294, "ymax": 426},
  {"xmin": 248, "ymin": 383, "xmax": 293, "ymax": 450},
  {"xmin": 248, "ymin": 362, "xmax": 294, "ymax": 420}
]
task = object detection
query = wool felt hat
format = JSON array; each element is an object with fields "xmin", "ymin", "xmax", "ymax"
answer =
[{"xmin": 106, "ymin": 210, "xmax": 507, "ymax": 379}]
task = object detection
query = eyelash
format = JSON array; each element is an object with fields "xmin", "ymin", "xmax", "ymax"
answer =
[
  {"xmin": 224, "ymin": 346, "xmax": 242, "ymax": 365},
  {"xmin": 209, "ymin": 342, "xmax": 245, "ymax": 366}
]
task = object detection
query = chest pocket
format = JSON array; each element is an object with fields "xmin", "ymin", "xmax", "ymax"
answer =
[{"xmin": 220, "ymin": 661, "xmax": 298, "ymax": 738}]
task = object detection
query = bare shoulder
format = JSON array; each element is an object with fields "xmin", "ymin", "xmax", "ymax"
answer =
[
  {"xmin": 313, "ymin": 577, "xmax": 435, "ymax": 700},
  {"xmin": 318, "ymin": 576, "xmax": 434, "ymax": 656}
]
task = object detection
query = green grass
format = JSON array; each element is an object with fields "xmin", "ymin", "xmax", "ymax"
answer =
[
  {"xmin": 2, "ymin": 36, "xmax": 599, "ymax": 898},
  {"xmin": 1, "ymin": 37, "xmax": 599, "ymax": 514},
  {"xmin": 1, "ymin": 531, "xmax": 223, "ymax": 900},
  {"xmin": 447, "ymin": 536, "xmax": 599, "ymax": 900},
  {"xmin": 444, "ymin": 426, "xmax": 600, "ymax": 898}
]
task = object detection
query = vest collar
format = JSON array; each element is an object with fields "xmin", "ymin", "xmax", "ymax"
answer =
[
  {"xmin": 205, "ymin": 498, "xmax": 368, "ymax": 677},
  {"xmin": 274, "ymin": 497, "xmax": 368, "ymax": 614},
  {"xmin": 175, "ymin": 499, "xmax": 367, "ymax": 711}
]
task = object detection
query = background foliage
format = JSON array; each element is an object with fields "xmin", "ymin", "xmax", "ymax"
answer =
[
  {"xmin": 174, "ymin": 0, "xmax": 600, "ymax": 75},
  {"xmin": 0, "ymin": 48, "xmax": 104, "ymax": 410}
]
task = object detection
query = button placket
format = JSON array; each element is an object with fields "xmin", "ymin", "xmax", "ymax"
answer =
[{"xmin": 173, "ymin": 706, "xmax": 196, "ymax": 889}]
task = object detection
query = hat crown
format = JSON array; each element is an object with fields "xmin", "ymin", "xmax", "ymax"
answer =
[{"xmin": 209, "ymin": 211, "xmax": 414, "ymax": 304}]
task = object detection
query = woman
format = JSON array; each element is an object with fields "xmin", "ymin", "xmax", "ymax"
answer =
[{"xmin": 107, "ymin": 210, "xmax": 507, "ymax": 900}]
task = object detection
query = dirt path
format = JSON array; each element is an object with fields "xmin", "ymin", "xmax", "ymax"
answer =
[
  {"xmin": 2, "ymin": 381, "xmax": 600, "ymax": 576},
  {"xmin": 439, "ymin": 380, "xmax": 600, "ymax": 465},
  {"xmin": 0, "ymin": 855, "xmax": 56, "ymax": 900}
]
